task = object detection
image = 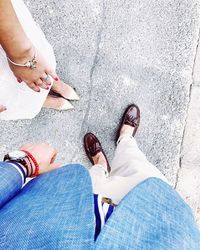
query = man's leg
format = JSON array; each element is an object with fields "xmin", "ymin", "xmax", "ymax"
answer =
[
  {"xmin": 84, "ymin": 104, "xmax": 169, "ymax": 205},
  {"xmin": 105, "ymin": 104, "xmax": 169, "ymax": 204},
  {"xmin": 88, "ymin": 138, "xmax": 168, "ymax": 205},
  {"xmin": 88, "ymin": 159, "xmax": 132, "ymax": 205},
  {"xmin": 111, "ymin": 134, "xmax": 168, "ymax": 183},
  {"xmin": 83, "ymin": 133, "xmax": 131, "ymax": 205},
  {"xmin": 89, "ymin": 162, "xmax": 109, "ymax": 195},
  {"xmin": 84, "ymin": 133, "xmax": 111, "ymax": 194}
]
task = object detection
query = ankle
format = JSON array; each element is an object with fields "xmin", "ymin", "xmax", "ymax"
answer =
[
  {"xmin": 96, "ymin": 160, "xmax": 107, "ymax": 169},
  {"xmin": 120, "ymin": 124, "xmax": 134, "ymax": 137},
  {"xmin": 93, "ymin": 152, "xmax": 107, "ymax": 167}
]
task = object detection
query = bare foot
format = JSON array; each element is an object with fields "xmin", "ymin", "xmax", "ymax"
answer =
[
  {"xmin": 43, "ymin": 95, "xmax": 74, "ymax": 110},
  {"xmin": 51, "ymin": 79, "xmax": 80, "ymax": 100},
  {"xmin": 0, "ymin": 105, "xmax": 7, "ymax": 113},
  {"xmin": 92, "ymin": 152, "xmax": 108, "ymax": 170}
]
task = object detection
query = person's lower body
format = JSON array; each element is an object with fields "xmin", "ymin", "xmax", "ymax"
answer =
[
  {"xmin": 89, "ymin": 134, "xmax": 168, "ymax": 205},
  {"xmin": 0, "ymin": 0, "xmax": 79, "ymax": 120},
  {"xmin": 84, "ymin": 104, "xmax": 169, "ymax": 205}
]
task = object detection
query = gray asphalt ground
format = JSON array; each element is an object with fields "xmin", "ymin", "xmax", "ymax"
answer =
[{"xmin": 0, "ymin": 0, "xmax": 200, "ymax": 188}]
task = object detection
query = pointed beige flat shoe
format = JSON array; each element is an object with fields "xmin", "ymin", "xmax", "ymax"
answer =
[
  {"xmin": 43, "ymin": 95, "xmax": 74, "ymax": 111},
  {"xmin": 51, "ymin": 80, "xmax": 80, "ymax": 101}
]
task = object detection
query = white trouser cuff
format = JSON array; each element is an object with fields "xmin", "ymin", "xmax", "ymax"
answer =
[
  {"xmin": 90, "ymin": 164, "xmax": 109, "ymax": 178},
  {"xmin": 117, "ymin": 133, "xmax": 135, "ymax": 145}
]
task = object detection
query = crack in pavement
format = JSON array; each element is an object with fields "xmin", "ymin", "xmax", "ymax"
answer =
[
  {"xmin": 175, "ymin": 83, "xmax": 192, "ymax": 188},
  {"xmin": 78, "ymin": 0, "xmax": 106, "ymax": 135},
  {"xmin": 175, "ymin": 28, "xmax": 200, "ymax": 188},
  {"xmin": 71, "ymin": 1, "xmax": 106, "ymax": 161}
]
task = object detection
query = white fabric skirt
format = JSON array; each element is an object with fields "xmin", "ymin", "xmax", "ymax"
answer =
[{"xmin": 0, "ymin": 0, "xmax": 56, "ymax": 120}]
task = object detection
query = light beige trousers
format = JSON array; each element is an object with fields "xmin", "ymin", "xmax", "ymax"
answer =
[{"xmin": 89, "ymin": 134, "xmax": 168, "ymax": 205}]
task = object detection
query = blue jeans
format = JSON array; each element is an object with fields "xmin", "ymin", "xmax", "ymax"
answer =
[{"xmin": 0, "ymin": 163, "xmax": 199, "ymax": 249}]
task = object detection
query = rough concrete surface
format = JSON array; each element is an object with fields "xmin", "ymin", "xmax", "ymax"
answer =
[
  {"xmin": 176, "ymin": 40, "xmax": 200, "ymax": 226},
  {"xmin": 0, "ymin": 0, "xmax": 200, "ymax": 188},
  {"xmin": 193, "ymin": 32, "xmax": 200, "ymax": 85},
  {"xmin": 176, "ymin": 85, "xmax": 200, "ymax": 226}
]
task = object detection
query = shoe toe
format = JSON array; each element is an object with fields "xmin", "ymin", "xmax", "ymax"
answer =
[
  {"xmin": 84, "ymin": 133, "xmax": 101, "ymax": 156},
  {"xmin": 125, "ymin": 105, "xmax": 140, "ymax": 126}
]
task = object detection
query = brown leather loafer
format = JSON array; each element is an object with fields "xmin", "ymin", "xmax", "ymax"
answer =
[
  {"xmin": 116, "ymin": 104, "xmax": 140, "ymax": 143},
  {"xmin": 84, "ymin": 133, "xmax": 111, "ymax": 173}
]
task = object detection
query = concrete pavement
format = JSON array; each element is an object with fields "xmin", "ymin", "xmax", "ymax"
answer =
[
  {"xmin": 176, "ymin": 39, "xmax": 200, "ymax": 226},
  {"xmin": 0, "ymin": 0, "xmax": 200, "ymax": 222}
]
